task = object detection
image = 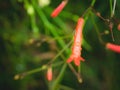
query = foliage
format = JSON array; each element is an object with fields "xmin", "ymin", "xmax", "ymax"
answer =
[{"xmin": 0, "ymin": 0, "xmax": 120, "ymax": 90}]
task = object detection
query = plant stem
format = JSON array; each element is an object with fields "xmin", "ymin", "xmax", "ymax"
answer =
[
  {"xmin": 48, "ymin": 39, "xmax": 73, "ymax": 64},
  {"xmin": 90, "ymin": 12, "xmax": 105, "ymax": 45},
  {"xmin": 56, "ymin": 40, "xmax": 83, "ymax": 83},
  {"xmin": 24, "ymin": 0, "xmax": 39, "ymax": 38},
  {"xmin": 30, "ymin": 14, "xmax": 39, "ymax": 37},
  {"xmin": 111, "ymin": 0, "xmax": 116, "ymax": 17},
  {"xmin": 14, "ymin": 62, "xmax": 63, "ymax": 80},
  {"xmin": 91, "ymin": 0, "xmax": 96, "ymax": 7},
  {"xmin": 31, "ymin": 0, "xmax": 70, "ymax": 54},
  {"xmin": 51, "ymin": 63, "xmax": 67, "ymax": 90},
  {"xmin": 110, "ymin": 0, "xmax": 113, "ymax": 17},
  {"xmin": 83, "ymin": 0, "xmax": 96, "ymax": 20}
]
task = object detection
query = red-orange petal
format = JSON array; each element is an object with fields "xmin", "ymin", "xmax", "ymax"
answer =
[
  {"xmin": 74, "ymin": 58, "xmax": 80, "ymax": 66},
  {"xmin": 74, "ymin": 57, "xmax": 85, "ymax": 66},
  {"xmin": 106, "ymin": 43, "xmax": 120, "ymax": 53},
  {"xmin": 47, "ymin": 67, "xmax": 52, "ymax": 81},
  {"xmin": 117, "ymin": 24, "xmax": 120, "ymax": 31},
  {"xmin": 51, "ymin": 0, "xmax": 68, "ymax": 18},
  {"xmin": 67, "ymin": 55, "xmax": 74, "ymax": 63}
]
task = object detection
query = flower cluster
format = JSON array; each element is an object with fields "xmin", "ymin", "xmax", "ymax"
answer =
[{"xmin": 49, "ymin": 0, "xmax": 120, "ymax": 81}]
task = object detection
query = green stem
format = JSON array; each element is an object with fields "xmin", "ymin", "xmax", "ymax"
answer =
[
  {"xmin": 91, "ymin": 0, "xmax": 96, "ymax": 7},
  {"xmin": 111, "ymin": 0, "xmax": 116, "ymax": 17},
  {"xmin": 90, "ymin": 12, "xmax": 105, "ymax": 45},
  {"xmin": 110, "ymin": 0, "xmax": 113, "ymax": 17},
  {"xmin": 55, "ymin": 45, "xmax": 82, "ymax": 83},
  {"xmin": 31, "ymin": 0, "xmax": 70, "ymax": 54},
  {"xmin": 14, "ymin": 62, "xmax": 63, "ymax": 80},
  {"xmin": 25, "ymin": 65, "xmax": 47, "ymax": 75},
  {"xmin": 27, "ymin": 62, "xmax": 63, "ymax": 75},
  {"xmin": 83, "ymin": 0, "xmax": 96, "ymax": 20},
  {"xmin": 48, "ymin": 39, "xmax": 72, "ymax": 64},
  {"xmin": 30, "ymin": 14, "xmax": 39, "ymax": 37},
  {"xmin": 51, "ymin": 63, "xmax": 67, "ymax": 90},
  {"xmin": 24, "ymin": 0, "xmax": 39, "ymax": 38}
]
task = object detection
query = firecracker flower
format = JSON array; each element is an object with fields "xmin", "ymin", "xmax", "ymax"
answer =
[
  {"xmin": 106, "ymin": 43, "xmax": 120, "ymax": 53},
  {"xmin": 117, "ymin": 24, "xmax": 120, "ymax": 31},
  {"xmin": 51, "ymin": 0, "xmax": 68, "ymax": 18},
  {"xmin": 47, "ymin": 67, "xmax": 52, "ymax": 81},
  {"xmin": 67, "ymin": 18, "xmax": 85, "ymax": 66}
]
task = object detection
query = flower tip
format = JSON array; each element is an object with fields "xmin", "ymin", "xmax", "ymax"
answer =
[
  {"xmin": 51, "ymin": 13, "xmax": 57, "ymax": 18},
  {"xmin": 47, "ymin": 67, "xmax": 52, "ymax": 81},
  {"xmin": 117, "ymin": 24, "xmax": 120, "ymax": 31},
  {"xmin": 50, "ymin": 0, "xmax": 68, "ymax": 18},
  {"xmin": 106, "ymin": 43, "xmax": 120, "ymax": 53},
  {"xmin": 66, "ymin": 55, "xmax": 73, "ymax": 63},
  {"xmin": 74, "ymin": 57, "xmax": 85, "ymax": 66},
  {"xmin": 74, "ymin": 61, "xmax": 80, "ymax": 66}
]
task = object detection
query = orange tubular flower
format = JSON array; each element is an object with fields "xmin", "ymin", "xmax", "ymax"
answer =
[
  {"xmin": 51, "ymin": 0, "xmax": 68, "ymax": 18},
  {"xmin": 106, "ymin": 43, "xmax": 120, "ymax": 53},
  {"xmin": 67, "ymin": 18, "xmax": 85, "ymax": 66},
  {"xmin": 47, "ymin": 67, "xmax": 52, "ymax": 81},
  {"xmin": 117, "ymin": 24, "xmax": 120, "ymax": 31}
]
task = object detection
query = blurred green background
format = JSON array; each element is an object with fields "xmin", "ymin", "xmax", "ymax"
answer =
[{"xmin": 0, "ymin": 0, "xmax": 120, "ymax": 90}]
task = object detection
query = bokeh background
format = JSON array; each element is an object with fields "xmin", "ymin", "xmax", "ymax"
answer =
[{"xmin": 0, "ymin": 0, "xmax": 120, "ymax": 90}]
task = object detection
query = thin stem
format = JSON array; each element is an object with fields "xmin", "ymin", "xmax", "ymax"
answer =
[
  {"xmin": 58, "ymin": 51, "xmax": 82, "ymax": 83},
  {"xmin": 31, "ymin": 0, "xmax": 70, "ymax": 54},
  {"xmin": 77, "ymin": 65, "xmax": 82, "ymax": 82},
  {"xmin": 48, "ymin": 39, "xmax": 73, "ymax": 64},
  {"xmin": 90, "ymin": 12, "xmax": 105, "ymax": 45},
  {"xmin": 82, "ymin": 0, "xmax": 96, "ymax": 21},
  {"xmin": 30, "ymin": 14, "xmax": 39, "ymax": 37},
  {"xmin": 111, "ymin": 0, "xmax": 116, "ymax": 17},
  {"xmin": 14, "ymin": 62, "xmax": 63, "ymax": 80},
  {"xmin": 91, "ymin": 0, "xmax": 96, "ymax": 7},
  {"xmin": 24, "ymin": 0, "xmax": 39, "ymax": 38},
  {"xmin": 55, "ymin": 40, "xmax": 83, "ymax": 83},
  {"xmin": 23, "ymin": 65, "xmax": 47, "ymax": 76},
  {"xmin": 51, "ymin": 63, "xmax": 67, "ymax": 90},
  {"xmin": 68, "ymin": 64, "xmax": 82, "ymax": 83},
  {"xmin": 55, "ymin": 46, "xmax": 82, "ymax": 83},
  {"xmin": 110, "ymin": 0, "xmax": 113, "ymax": 17}
]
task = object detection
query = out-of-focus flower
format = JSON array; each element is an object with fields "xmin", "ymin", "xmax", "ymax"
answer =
[
  {"xmin": 47, "ymin": 67, "xmax": 52, "ymax": 81},
  {"xmin": 106, "ymin": 43, "xmax": 120, "ymax": 53},
  {"xmin": 38, "ymin": 0, "xmax": 51, "ymax": 8},
  {"xmin": 117, "ymin": 24, "xmax": 120, "ymax": 31},
  {"xmin": 51, "ymin": 0, "xmax": 68, "ymax": 18},
  {"xmin": 27, "ymin": 5, "xmax": 34, "ymax": 15}
]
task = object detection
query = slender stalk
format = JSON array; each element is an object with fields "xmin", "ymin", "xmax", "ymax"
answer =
[
  {"xmin": 83, "ymin": 0, "xmax": 96, "ymax": 20},
  {"xmin": 111, "ymin": 0, "xmax": 116, "ymax": 17},
  {"xmin": 48, "ymin": 39, "xmax": 73, "ymax": 64},
  {"xmin": 14, "ymin": 62, "xmax": 63, "ymax": 80},
  {"xmin": 31, "ymin": 0, "xmax": 70, "ymax": 54},
  {"xmin": 90, "ymin": 12, "xmax": 105, "ymax": 45},
  {"xmin": 30, "ymin": 14, "xmax": 39, "ymax": 37},
  {"xmin": 56, "ymin": 47, "xmax": 82, "ymax": 83},
  {"xmin": 91, "ymin": 0, "xmax": 96, "ymax": 7},
  {"xmin": 50, "ymin": 63, "xmax": 67, "ymax": 90},
  {"xmin": 24, "ymin": 0, "xmax": 39, "ymax": 38},
  {"xmin": 110, "ymin": 0, "xmax": 113, "ymax": 17}
]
